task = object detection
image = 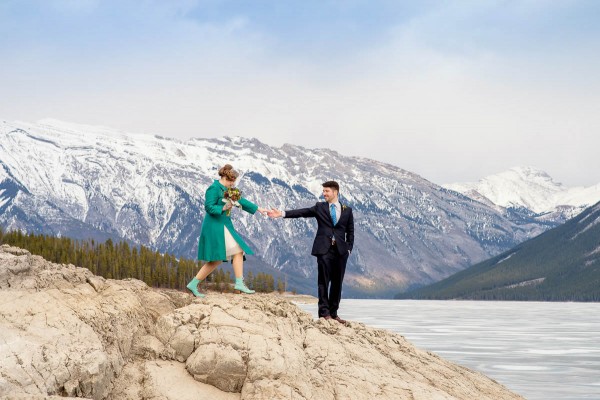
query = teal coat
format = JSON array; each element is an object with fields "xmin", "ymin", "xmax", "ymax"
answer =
[{"xmin": 197, "ymin": 180, "xmax": 258, "ymax": 262}]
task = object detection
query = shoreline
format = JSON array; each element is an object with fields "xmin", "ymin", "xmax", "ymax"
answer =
[{"xmin": 278, "ymin": 292, "xmax": 318, "ymax": 304}]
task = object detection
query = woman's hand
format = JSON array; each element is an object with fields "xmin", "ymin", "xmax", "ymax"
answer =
[
  {"xmin": 267, "ymin": 208, "xmax": 283, "ymax": 218},
  {"xmin": 223, "ymin": 201, "xmax": 233, "ymax": 211},
  {"xmin": 257, "ymin": 207, "xmax": 269, "ymax": 216}
]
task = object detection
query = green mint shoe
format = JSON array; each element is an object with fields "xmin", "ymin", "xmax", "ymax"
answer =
[
  {"xmin": 186, "ymin": 277, "xmax": 205, "ymax": 298},
  {"xmin": 234, "ymin": 278, "xmax": 255, "ymax": 294}
]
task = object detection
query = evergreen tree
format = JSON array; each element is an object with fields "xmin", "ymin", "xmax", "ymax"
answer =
[{"xmin": 246, "ymin": 271, "xmax": 254, "ymax": 289}]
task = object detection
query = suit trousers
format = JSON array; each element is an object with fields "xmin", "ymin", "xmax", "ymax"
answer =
[{"xmin": 316, "ymin": 244, "xmax": 348, "ymax": 318}]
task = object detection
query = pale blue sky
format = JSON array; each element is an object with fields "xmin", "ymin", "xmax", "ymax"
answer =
[{"xmin": 1, "ymin": 0, "xmax": 599, "ymax": 186}]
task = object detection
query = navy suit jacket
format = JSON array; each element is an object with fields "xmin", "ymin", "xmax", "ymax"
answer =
[{"xmin": 285, "ymin": 202, "xmax": 354, "ymax": 256}]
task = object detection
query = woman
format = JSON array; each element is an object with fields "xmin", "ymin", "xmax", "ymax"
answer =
[{"xmin": 186, "ymin": 164, "xmax": 268, "ymax": 297}]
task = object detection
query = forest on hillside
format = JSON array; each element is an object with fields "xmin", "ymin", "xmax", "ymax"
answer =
[{"xmin": 0, "ymin": 228, "xmax": 286, "ymax": 294}]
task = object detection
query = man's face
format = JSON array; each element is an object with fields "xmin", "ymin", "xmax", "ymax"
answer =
[{"xmin": 322, "ymin": 187, "xmax": 337, "ymax": 202}]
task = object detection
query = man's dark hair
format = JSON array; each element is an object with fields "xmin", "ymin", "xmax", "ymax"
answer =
[{"xmin": 322, "ymin": 180, "xmax": 340, "ymax": 192}]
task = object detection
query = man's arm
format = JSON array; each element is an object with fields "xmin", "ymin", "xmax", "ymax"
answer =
[
  {"xmin": 268, "ymin": 204, "xmax": 318, "ymax": 219},
  {"xmin": 284, "ymin": 205, "xmax": 318, "ymax": 219}
]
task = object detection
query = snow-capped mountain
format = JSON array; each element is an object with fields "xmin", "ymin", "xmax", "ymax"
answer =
[
  {"xmin": 0, "ymin": 119, "xmax": 556, "ymax": 296},
  {"xmin": 444, "ymin": 167, "xmax": 600, "ymax": 222}
]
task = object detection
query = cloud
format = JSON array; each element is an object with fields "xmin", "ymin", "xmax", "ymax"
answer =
[{"xmin": 1, "ymin": 1, "xmax": 599, "ymax": 186}]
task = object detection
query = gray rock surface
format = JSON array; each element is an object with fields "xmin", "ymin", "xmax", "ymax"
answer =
[{"xmin": 0, "ymin": 245, "xmax": 523, "ymax": 399}]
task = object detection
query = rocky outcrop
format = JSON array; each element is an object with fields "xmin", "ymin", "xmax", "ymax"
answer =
[{"xmin": 0, "ymin": 244, "xmax": 523, "ymax": 399}]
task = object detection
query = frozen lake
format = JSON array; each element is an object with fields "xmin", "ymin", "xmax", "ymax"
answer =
[{"xmin": 298, "ymin": 300, "xmax": 600, "ymax": 400}]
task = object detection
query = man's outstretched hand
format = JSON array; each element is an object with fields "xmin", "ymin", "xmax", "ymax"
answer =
[{"xmin": 267, "ymin": 208, "xmax": 283, "ymax": 218}]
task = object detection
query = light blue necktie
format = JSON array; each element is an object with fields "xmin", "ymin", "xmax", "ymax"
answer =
[{"xmin": 330, "ymin": 203, "xmax": 337, "ymax": 225}]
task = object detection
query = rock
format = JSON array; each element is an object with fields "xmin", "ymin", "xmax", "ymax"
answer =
[
  {"xmin": 132, "ymin": 335, "xmax": 169, "ymax": 360},
  {"xmin": 110, "ymin": 360, "xmax": 240, "ymax": 400},
  {"xmin": 143, "ymin": 360, "xmax": 239, "ymax": 400},
  {"xmin": 87, "ymin": 276, "xmax": 106, "ymax": 292},
  {"xmin": 186, "ymin": 342, "xmax": 247, "ymax": 392},
  {"xmin": 0, "ymin": 244, "xmax": 31, "ymax": 256},
  {"xmin": 0, "ymin": 246, "xmax": 524, "ymax": 399},
  {"xmin": 0, "ymin": 246, "xmax": 178, "ymax": 399}
]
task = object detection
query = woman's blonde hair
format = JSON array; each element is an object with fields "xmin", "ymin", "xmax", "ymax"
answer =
[{"xmin": 218, "ymin": 164, "xmax": 239, "ymax": 181}]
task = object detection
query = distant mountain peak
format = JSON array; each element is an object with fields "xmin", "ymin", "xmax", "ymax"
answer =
[
  {"xmin": 444, "ymin": 167, "xmax": 599, "ymax": 216},
  {"xmin": 502, "ymin": 166, "xmax": 564, "ymax": 188}
]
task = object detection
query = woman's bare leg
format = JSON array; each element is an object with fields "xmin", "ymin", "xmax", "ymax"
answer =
[
  {"xmin": 232, "ymin": 253, "xmax": 255, "ymax": 293},
  {"xmin": 196, "ymin": 260, "xmax": 222, "ymax": 280},
  {"xmin": 232, "ymin": 253, "xmax": 244, "ymax": 278}
]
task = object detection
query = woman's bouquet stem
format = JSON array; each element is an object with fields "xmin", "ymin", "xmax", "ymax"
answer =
[{"xmin": 223, "ymin": 188, "xmax": 242, "ymax": 216}]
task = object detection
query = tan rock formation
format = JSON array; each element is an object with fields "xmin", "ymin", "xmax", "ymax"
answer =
[{"xmin": 0, "ymin": 244, "xmax": 523, "ymax": 399}]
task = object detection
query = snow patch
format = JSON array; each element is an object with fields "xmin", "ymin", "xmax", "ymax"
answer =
[
  {"xmin": 587, "ymin": 245, "xmax": 600, "ymax": 257},
  {"xmin": 502, "ymin": 278, "xmax": 545, "ymax": 289},
  {"xmin": 494, "ymin": 252, "xmax": 516, "ymax": 265},
  {"xmin": 572, "ymin": 216, "xmax": 600, "ymax": 240}
]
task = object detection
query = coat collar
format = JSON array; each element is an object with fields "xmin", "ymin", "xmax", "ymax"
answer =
[{"xmin": 214, "ymin": 179, "xmax": 228, "ymax": 191}]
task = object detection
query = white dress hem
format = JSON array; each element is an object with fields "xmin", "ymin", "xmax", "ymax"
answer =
[{"xmin": 224, "ymin": 226, "xmax": 243, "ymax": 260}]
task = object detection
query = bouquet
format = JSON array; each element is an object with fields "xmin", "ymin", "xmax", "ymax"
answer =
[{"xmin": 222, "ymin": 188, "xmax": 242, "ymax": 216}]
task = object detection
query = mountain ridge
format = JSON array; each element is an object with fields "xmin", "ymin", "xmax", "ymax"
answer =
[
  {"xmin": 398, "ymin": 200, "xmax": 600, "ymax": 301},
  {"xmin": 0, "ymin": 118, "xmax": 563, "ymax": 296}
]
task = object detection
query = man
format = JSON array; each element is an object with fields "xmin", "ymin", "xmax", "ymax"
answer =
[{"xmin": 268, "ymin": 181, "xmax": 354, "ymax": 323}]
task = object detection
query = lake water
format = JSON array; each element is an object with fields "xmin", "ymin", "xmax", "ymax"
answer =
[{"xmin": 298, "ymin": 300, "xmax": 600, "ymax": 400}]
